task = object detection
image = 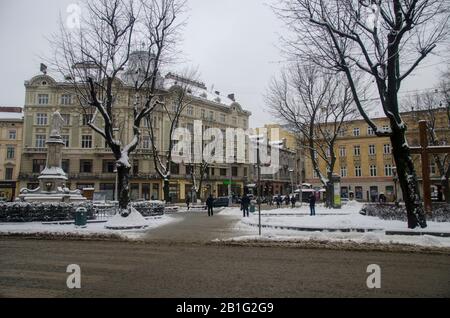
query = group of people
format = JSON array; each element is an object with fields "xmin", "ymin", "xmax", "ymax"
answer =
[{"xmin": 185, "ymin": 192, "xmax": 318, "ymax": 217}]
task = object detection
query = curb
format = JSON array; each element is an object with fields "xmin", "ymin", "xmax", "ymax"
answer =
[{"xmin": 244, "ymin": 222, "xmax": 383, "ymax": 233}]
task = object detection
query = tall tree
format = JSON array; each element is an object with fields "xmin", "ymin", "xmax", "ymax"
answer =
[
  {"xmin": 266, "ymin": 64, "xmax": 355, "ymax": 208},
  {"xmin": 275, "ymin": 0, "xmax": 449, "ymax": 228},
  {"xmin": 51, "ymin": 0, "xmax": 185, "ymax": 214}
]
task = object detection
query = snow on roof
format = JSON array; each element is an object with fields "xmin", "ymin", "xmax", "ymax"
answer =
[
  {"xmin": 0, "ymin": 111, "xmax": 23, "ymax": 121},
  {"xmin": 162, "ymin": 75, "xmax": 236, "ymax": 108}
]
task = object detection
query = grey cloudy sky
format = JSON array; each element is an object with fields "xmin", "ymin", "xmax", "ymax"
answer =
[{"xmin": 0, "ymin": 0, "xmax": 445, "ymax": 127}]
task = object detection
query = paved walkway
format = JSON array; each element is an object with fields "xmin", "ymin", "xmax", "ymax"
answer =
[{"xmin": 144, "ymin": 210, "xmax": 253, "ymax": 243}]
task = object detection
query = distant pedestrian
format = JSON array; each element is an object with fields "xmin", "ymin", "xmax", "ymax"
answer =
[
  {"xmin": 276, "ymin": 194, "xmax": 282, "ymax": 208},
  {"xmin": 309, "ymin": 193, "xmax": 316, "ymax": 216},
  {"xmin": 285, "ymin": 195, "xmax": 290, "ymax": 206},
  {"xmin": 206, "ymin": 195, "xmax": 214, "ymax": 217},
  {"xmin": 186, "ymin": 196, "xmax": 191, "ymax": 211},
  {"xmin": 241, "ymin": 194, "xmax": 251, "ymax": 217},
  {"xmin": 290, "ymin": 196, "xmax": 296, "ymax": 208}
]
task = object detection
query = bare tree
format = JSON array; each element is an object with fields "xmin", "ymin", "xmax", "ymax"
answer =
[
  {"xmin": 267, "ymin": 64, "xmax": 356, "ymax": 208},
  {"xmin": 50, "ymin": 0, "xmax": 185, "ymax": 214},
  {"xmin": 404, "ymin": 85, "xmax": 450, "ymax": 202},
  {"xmin": 275, "ymin": 0, "xmax": 449, "ymax": 228},
  {"xmin": 145, "ymin": 73, "xmax": 194, "ymax": 202}
]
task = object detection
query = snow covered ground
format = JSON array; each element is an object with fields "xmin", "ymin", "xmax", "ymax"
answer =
[
  {"xmin": 0, "ymin": 215, "xmax": 178, "ymax": 240},
  {"xmin": 222, "ymin": 202, "xmax": 450, "ymax": 248}
]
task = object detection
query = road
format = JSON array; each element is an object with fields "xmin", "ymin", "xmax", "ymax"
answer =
[{"xmin": 0, "ymin": 238, "xmax": 449, "ymax": 298}]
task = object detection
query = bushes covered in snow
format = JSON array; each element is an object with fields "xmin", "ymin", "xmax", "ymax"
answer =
[
  {"xmin": 0, "ymin": 202, "xmax": 95, "ymax": 223},
  {"xmin": 360, "ymin": 203, "xmax": 450, "ymax": 223}
]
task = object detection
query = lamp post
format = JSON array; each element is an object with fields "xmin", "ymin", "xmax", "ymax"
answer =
[
  {"xmin": 250, "ymin": 134, "xmax": 264, "ymax": 236},
  {"xmin": 392, "ymin": 166, "xmax": 398, "ymax": 206},
  {"xmin": 288, "ymin": 168, "xmax": 295, "ymax": 198}
]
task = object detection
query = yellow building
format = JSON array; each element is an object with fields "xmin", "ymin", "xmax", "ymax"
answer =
[
  {"xmin": 304, "ymin": 109, "xmax": 449, "ymax": 202},
  {"xmin": 0, "ymin": 107, "xmax": 23, "ymax": 201},
  {"xmin": 19, "ymin": 70, "xmax": 252, "ymax": 202}
]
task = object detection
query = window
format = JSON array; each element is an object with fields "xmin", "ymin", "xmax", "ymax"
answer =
[
  {"xmin": 430, "ymin": 162, "xmax": 437, "ymax": 175},
  {"xmin": 370, "ymin": 165, "xmax": 377, "ymax": 177},
  {"xmin": 354, "ymin": 145, "xmax": 361, "ymax": 156},
  {"xmin": 209, "ymin": 111, "xmax": 214, "ymax": 121},
  {"xmin": 385, "ymin": 164, "xmax": 393, "ymax": 176},
  {"xmin": 82, "ymin": 114, "xmax": 93, "ymax": 126},
  {"xmin": 103, "ymin": 160, "xmax": 115, "ymax": 173},
  {"xmin": 170, "ymin": 162, "xmax": 179, "ymax": 175},
  {"xmin": 355, "ymin": 166, "xmax": 362, "ymax": 177},
  {"xmin": 244, "ymin": 167, "xmax": 248, "ymax": 177},
  {"xmin": 201, "ymin": 109, "xmax": 206, "ymax": 119},
  {"xmin": 232, "ymin": 166, "xmax": 238, "ymax": 177},
  {"xmin": 369, "ymin": 145, "xmax": 376, "ymax": 155},
  {"xmin": 35, "ymin": 135, "xmax": 46, "ymax": 148},
  {"xmin": 36, "ymin": 113, "xmax": 48, "ymax": 125},
  {"xmin": 5, "ymin": 168, "xmax": 13, "ymax": 180},
  {"xmin": 383, "ymin": 144, "xmax": 391, "ymax": 154},
  {"xmin": 6, "ymin": 146, "xmax": 15, "ymax": 159},
  {"xmin": 61, "ymin": 94, "xmax": 72, "ymax": 105},
  {"xmin": 340, "ymin": 166, "xmax": 347, "ymax": 177},
  {"xmin": 142, "ymin": 136, "xmax": 151, "ymax": 149},
  {"xmin": 58, "ymin": 134, "xmax": 68, "ymax": 147},
  {"xmin": 133, "ymin": 161, "xmax": 139, "ymax": 175},
  {"xmin": 210, "ymin": 167, "xmax": 215, "ymax": 176},
  {"xmin": 62, "ymin": 159, "xmax": 70, "ymax": 173},
  {"xmin": 33, "ymin": 159, "xmax": 46, "ymax": 173},
  {"xmin": 220, "ymin": 168, "xmax": 227, "ymax": 176},
  {"xmin": 80, "ymin": 160, "xmax": 93, "ymax": 173},
  {"xmin": 171, "ymin": 102, "xmax": 178, "ymax": 112},
  {"xmin": 232, "ymin": 117, "xmax": 237, "ymax": 125},
  {"xmin": 242, "ymin": 119, "xmax": 247, "ymax": 128},
  {"xmin": 220, "ymin": 114, "xmax": 226, "ymax": 122},
  {"xmin": 61, "ymin": 114, "xmax": 70, "ymax": 125},
  {"xmin": 38, "ymin": 94, "xmax": 49, "ymax": 105},
  {"xmin": 353, "ymin": 127, "xmax": 360, "ymax": 136},
  {"xmin": 9, "ymin": 130, "xmax": 16, "ymax": 140},
  {"xmin": 313, "ymin": 170, "xmax": 319, "ymax": 179},
  {"xmin": 339, "ymin": 146, "xmax": 347, "ymax": 157},
  {"xmin": 367, "ymin": 126, "xmax": 375, "ymax": 136},
  {"xmin": 338, "ymin": 128, "xmax": 346, "ymax": 137},
  {"xmin": 187, "ymin": 106, "xmax": 194, "ymax": 116},
  {"xmin": 81, "ymin": 135, "xmax": 92, "ymax": 148}
]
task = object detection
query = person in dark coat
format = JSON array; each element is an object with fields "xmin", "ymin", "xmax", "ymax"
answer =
[
  {"xmin": 290, "ymin": 195, "xmax": 297, "ymax": 208},
  {"xmin": 186, "ymin": 196, "xmax": 191, "ymax": 211},
  {"xmin": 276, "ymin": 194, "xmax": 282, "ymax": 208},
  {"xmin": 309, "ymin": 193, "xmax": 316, "ymax": 216},
  {"xmin": 241, "ymin": 194, "xmax": 251, "ymax": 217},
  {"xmin": 206, "ymin": 195, "xmax": 214, "ymax": 217},
  {"xmin": 285, "ymin": 195, "xmax": 290, "ymax": 206}
]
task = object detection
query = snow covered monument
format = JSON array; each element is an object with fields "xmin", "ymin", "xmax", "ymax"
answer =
[{"xmin": 19, "ymin": 112, "xmax": 86, "ymax": 203}]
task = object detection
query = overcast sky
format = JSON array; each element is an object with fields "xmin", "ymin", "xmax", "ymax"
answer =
[{"xmin": 0, "ymin": 0, "xmax": 446, "ymax": 127}]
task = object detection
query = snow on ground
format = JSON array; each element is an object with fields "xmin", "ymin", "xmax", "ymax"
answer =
[
  {"xmin": 0, "ymin": 215, "xmax": 178, "ymax": 240},
  {"xmin": 221, "ymin": 202, "xmax": 450, "ymax": 248}
]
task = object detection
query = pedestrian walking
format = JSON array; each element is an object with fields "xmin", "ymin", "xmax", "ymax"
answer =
[
  {"xmin": 309, "ymin": 193, "xmax": 316, "ymax": 216},
  {"xmin": 276, "ymin": 194, "xmax": 282, "ymax": 209},
  {"xmin": 241, "ymin": 194, "xmax": 251, "ymax": 217},
  {"xmin": 290, "ymin": 195, "xmax": 296, "ymax": 208},
  {"xmin": 206, "ymin": 195, "xmax": 214, "ymax": 217},
  {"xmin": 285, "ymin": 195, "xmax": 290, "ymax": 206},
  {"xmin": 186, "ymin": 196, "xmax": 191, "ymax": 211}
]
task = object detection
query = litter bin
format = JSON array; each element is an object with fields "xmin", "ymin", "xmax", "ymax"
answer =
[
  {"xmin": 250, "ymin": 204, "xmax": 256, "ymax": 213},
  {"xmin": 75, "ymin": 207, "xmax": 87, "ymax": 228}
]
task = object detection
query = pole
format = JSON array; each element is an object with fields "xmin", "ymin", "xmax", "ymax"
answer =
[
  {"xmin": 228, "ymin": 166, "xmax": 232, "ymax": 206},
  {"xmin": 257, "ymin": 137, "xmax": 262, "ymax": 236}
]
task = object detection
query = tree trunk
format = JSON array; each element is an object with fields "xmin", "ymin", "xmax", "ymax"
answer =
[
  {"xmin": 117, "ymin": 165, "xmax": 131, "ymax": 213},
  {"xmin": 163, "ymin": 178, "xmax": 170, "ymax": 203},
  {"xmin": 390, "ymin": 130, "xmax": 427, "ymax": 229}
]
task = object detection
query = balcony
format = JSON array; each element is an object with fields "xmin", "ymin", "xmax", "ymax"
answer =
[{"xmin": 23, "ymin": 147, "xmax": 47, "ymax": 154}]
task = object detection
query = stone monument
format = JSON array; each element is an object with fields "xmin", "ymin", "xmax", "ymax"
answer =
[{"xmin": 19, "ymin": 112, "xmax": 86, "ymax": 203}]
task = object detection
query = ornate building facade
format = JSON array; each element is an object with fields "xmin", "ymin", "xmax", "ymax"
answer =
[{"xmin": 19, "ymin": 71, "xmax": 252, "ymax": 202}]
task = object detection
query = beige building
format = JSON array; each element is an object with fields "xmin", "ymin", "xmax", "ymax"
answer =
[
  {"xmin": 304, "ymin": 109, "xmax": 450, "ymax": 202},
  {"xmin": 0, "ymin": 107, "xmax": 23, "ymax": 201},
  {"xmin": 255, "ymin": 124, "xmax": 303, "ymax": 196},
  {"xmin": 19, "ymin": 70, "xmax": 252, "ymax": 202}
]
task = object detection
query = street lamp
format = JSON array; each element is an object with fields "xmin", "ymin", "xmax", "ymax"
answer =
[
  {"xmin": 288, "ymin": 168, "xmax": 295, "ymax": 198},
  {"xmin": 250, "ymin": 134, "xmax": 265, "ymax": 236},
  {"xmin": 393, "ymin": 166, "xmax": 398, "ymax": 206}
]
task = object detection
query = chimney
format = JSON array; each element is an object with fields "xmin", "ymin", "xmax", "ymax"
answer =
[{"xmin": 228, "ymin": 93, "xmax": 235, "ymax": 102}]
